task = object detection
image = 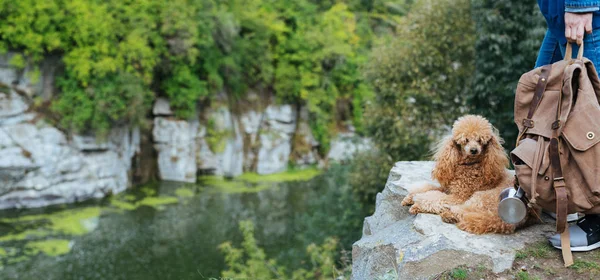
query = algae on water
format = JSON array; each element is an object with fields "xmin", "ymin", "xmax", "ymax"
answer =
[
  {"xmin": 237, "ymin": 168, "xmax": 321, "ymax": 184},
  {"xmin": 198, "ymin": 168, "xmax": 322, "ymax": 193},
  {"xmin": 25, "ymin": 239, "xmax": 71, "ymax": 257},
  {"xmin": 175, "ymin": 188, "xmax": 195, "ymax": 197}
]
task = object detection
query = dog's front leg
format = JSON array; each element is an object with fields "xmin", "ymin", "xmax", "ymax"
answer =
[
  {"xmin": 401, "ymin": 183, "xmax": 444, "ymax": 206},
  {"xmin": 409, "ymin": 191, "xmax": 464, "ymax": 215}
]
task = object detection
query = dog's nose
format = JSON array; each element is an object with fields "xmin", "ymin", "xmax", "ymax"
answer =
[{"xmin": 470, "ymin": 148, "xmax": 478, "ymax": 155}]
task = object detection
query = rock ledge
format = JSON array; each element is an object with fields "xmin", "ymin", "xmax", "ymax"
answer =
[{"xmin": 352, "ymin": 161, "xmax": 554, "ymax": 280}]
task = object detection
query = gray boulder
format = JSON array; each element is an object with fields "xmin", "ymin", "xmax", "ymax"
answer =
[{"xmin": 352, "ymin": 161, "xmax": 554, "ymax": 280}]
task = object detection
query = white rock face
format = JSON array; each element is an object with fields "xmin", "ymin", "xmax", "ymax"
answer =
[
  {"xmin": 327, "ymin": 132, "xmax": 372, "ymax": 162},
  {"xmin": 151, "ymin": 99, "xmax": 368, "ymax": 179},
  {"xmin": 0, "ymin": 92, "xmax": 28, "ymax": 118},
  {"xmin": 153, "ymin": 117, "xmax": 197, "ymax": 182},
  {"xmin": 152, "ymin": 97, "xmax": 173, "ymax": 116},
  {"xmin": 352, "ymin": 162, "xmax": 554, "ymax": 280},
  {"xmin": 221, "ymin": 120, "xmax": 244, "ymax": 177},
  {"xmin": 256, "ymin": 105, "xmax": 296, "ymax": 175},
  {"xmin": 0, "ymin": 92, "xmax": 139, "ymax": 210},
  {"xmin": 194, "ymin": 106, "xmax": 244, "ymax": 177}
]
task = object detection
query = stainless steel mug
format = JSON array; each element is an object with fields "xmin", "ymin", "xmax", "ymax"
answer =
[{"xmin": 498, "ymin": 187, "xmax": 528, "ymax": 224}]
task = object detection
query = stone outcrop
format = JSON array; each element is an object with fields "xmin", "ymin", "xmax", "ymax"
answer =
[
  {"xmin": 153, "ymin": 116, "xmax": 198, "ymax": 182},
  {"xmin": 195, "ymin": 105, "xmax": 243, "ymax": 177},
  {"xmin": 152, "ymin": 97, "xmax": 371, "ymax": 181},
  {"xmin": 0, "ymin": 93, "xmax": 139, "ymax": 210},
  {"xmin": 327, "ymin": 132, "xmax": 372, "ymax": 163},
  {"xmin": 352, "ymin": 162, "xmax": 554, "ymax": 280},
  {"xmin": 255, "ymin": 104, "xmax": 296, "ymax": 175},
  {"xmin": 0, "ymin": 53, "xmax": 139, "ymax": 210}
]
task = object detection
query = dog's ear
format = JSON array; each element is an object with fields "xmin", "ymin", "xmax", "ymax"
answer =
[
  {"xmin": 481, "ymin": 128, "xmax": 509, "ymax": 184},
  {"xmin": 432, "ymin": 135, "xmax": 460, "ymax": 186}
]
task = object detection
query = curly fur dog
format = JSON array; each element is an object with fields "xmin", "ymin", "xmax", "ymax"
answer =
[{"xmin": 401, "ymin": 115, "xmax": 529, "ymax": 234}]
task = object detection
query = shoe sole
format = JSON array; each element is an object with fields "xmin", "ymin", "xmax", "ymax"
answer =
[
  {"xmin": 553, "ymin": 241, "xmax": 600, "ymax": 252},
  {"xmin": 545, "ymin": 212, "xmax": 579, "ymax": 223}
]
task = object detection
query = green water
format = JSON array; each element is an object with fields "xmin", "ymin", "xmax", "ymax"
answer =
[{"xmin": 0, "ymin": 166, "xmax": 365, "ymax": 280}]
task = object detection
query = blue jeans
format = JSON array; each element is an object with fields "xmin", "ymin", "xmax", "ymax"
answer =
[{"xmin": 535, "ymin": 29, "xmax": 600, "ymax": 67}]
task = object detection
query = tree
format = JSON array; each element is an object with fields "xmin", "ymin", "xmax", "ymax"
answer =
[
  {"xmin": 364, "ymin": 0, "xmax": 475, "ymax": 161},
  {"xmin": 469, "ymin": 0, "xmax": 546, "ymax": 151}
]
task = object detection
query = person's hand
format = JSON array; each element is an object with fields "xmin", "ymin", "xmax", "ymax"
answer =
[{"xmin": 565, "ymin": 12, "xmax": 593, "ymax": 45}]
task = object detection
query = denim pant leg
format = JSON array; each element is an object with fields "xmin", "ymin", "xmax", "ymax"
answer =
[
  {"xmin": 560, "ymin": 28, "xmax": 600, "ymax": 66},
  {"xmin": 536, "ymin": 30, "xmax": 563, "ymax": 67}
]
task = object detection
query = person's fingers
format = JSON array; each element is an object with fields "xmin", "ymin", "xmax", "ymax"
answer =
[
  {"xmin": 569, "ymin": 27, "xmax": 577, "ymax": 42},
  {"xmin": 586, "ymin": 20, "xmax": 593, "ymax": 34},
  {"xmin": 577, "ymin": 24, "xmax": 584, "ymax": 45},
  {"xmin": 570, "ymin": 26, "xmax": 578, "ymax": 42},
  {"xmin": 566, "ymin": 26, "xmax": 573, "ymax": 42}
]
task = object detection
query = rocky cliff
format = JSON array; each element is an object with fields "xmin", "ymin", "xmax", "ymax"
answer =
[
  {"xmin": 151, "ymin": 95, "xmax": 371, "ymax": 182},
  {"xmin": 352, "ymin": 162, "xmax": 554, "ymax": 280},
  {"xmin": 0, "ymin": 94, "xmax": 139, "ymax": 210},
  {"xmin": 0, "ymin": 52, "xmax": 371, "ymax": 209}
]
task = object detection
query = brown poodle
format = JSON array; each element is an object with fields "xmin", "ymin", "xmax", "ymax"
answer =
[{"xmin": 401, "ymin": 115, "xmax": 527, "ymax": 234}]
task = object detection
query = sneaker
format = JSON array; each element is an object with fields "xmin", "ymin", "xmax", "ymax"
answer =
[
  {"xmin": 544, "ymin": 211, "xmax": 580, "ymax": 223},
  {"xmin": 549, "ymin": 215, "xmax": 600, "ymax": 252}
]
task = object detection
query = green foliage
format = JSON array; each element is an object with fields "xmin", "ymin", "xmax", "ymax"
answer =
[
  {"xmin": 514, "ymin": 241, "xmax": 552, "ymax": 260},
  {"xmin": 51, "ymin": 72, "xmax": 152, "ymax": 136},
  {"xmin": 219, "ymin": 220, "xmax": 343, "ymax": 280},
  {"xmin": 469, "ymin": 0, "xmax": 546, "ymax": 150},
  {"xmin": 161, "ymin": 65, "xmax": 207, "ymax": 119},
  {"xmin": 364, "ymin": 0, "xmax": 475, "ymax": 162},
  {"xmin": 9, "ymin": 54, "xmax": 25, "ymax": 69},
  {"xmin": 292, "ymin": 164, "xmax": 367, "ymax": 252},
  {"xmin": 349, "ymin": 151, "xmax": 394, "ymax": 212},
  {"xmin": 205, "ymin": 117, "xmax": 230, "ymax": 154},
  {"xmin": 450, "ymin": 267, "xmax": 468, "ymax": 280},
  {"xmin": 0, "ymin": 0, "xmax": 404, "ymax": 147},
  {"xmin": 515, "ymin": 270, "xmax": 539, "ymax": 280},
  {"xmin": 570, "ymin": 260, "xmax": 600, "ymax": 273}
]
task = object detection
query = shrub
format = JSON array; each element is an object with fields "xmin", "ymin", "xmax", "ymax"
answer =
[
  {"xmin": 349, "ymin": 151, "xmax": 394, "ymax": 212},
  {"xmin": 364, "ymin": 0, "xmax": 475, "ymax": 162},
  {"xmin": 469, "ymin": 0, "xmax": 546, "ymax": 151},
  {"xmin": 219, "ymin": 220, "xmax": 344, "ymax": 280}
]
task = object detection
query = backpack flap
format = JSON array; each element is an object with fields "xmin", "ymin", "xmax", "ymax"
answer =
[{"xmin": 562, "ymin": 104, "xmax": 600, "ymax": 151}]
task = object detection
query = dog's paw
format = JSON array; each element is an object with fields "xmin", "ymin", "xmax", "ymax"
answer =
[
  {"xmin": 440, "ymin": 210, "xmax": 458, "ymax": 224},
  {"xmin": 408, "ymin": 204, "xmax": 422, "ymax": 215},
  {"xmin": 401, "ymin": 195, "xmax": 414, "ymax": 206}
]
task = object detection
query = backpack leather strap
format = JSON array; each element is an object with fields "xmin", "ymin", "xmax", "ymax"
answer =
[
  {"xmin": 549, "ymin": 138, "xmax": 568, "ymax": 233},
  {"xmin": 550, "ymin": 137, "xmax": 573, "ymax": 267},
  {"xmin": 516, "ymin": 64, "xmax": 553, "ymax": 146},
  {"xmin": 526, "ymin": 64, "xmax": 553, "ymax": 125}
]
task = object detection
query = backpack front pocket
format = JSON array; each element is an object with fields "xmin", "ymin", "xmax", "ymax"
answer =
[{"xmin": 511, "ymin": 137, "xmax": 554, "ymax": 210}]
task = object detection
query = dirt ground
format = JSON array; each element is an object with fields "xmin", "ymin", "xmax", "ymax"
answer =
[{"xmin": 432, "ymin": 241, "xmax": 600, "ymax": 280}]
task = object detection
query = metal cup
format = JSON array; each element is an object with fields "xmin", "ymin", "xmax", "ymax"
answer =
[{"xmin": 498, "ymin": 187, "xmax": 528, "ymax": 224}]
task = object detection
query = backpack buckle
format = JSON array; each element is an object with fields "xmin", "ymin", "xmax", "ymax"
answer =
[
  {"xmin": 552, "ymin": 120, "xmax": 561, "ymax": 130},
  {"xmin": 523, "ymin": 119, "xmax": 534, "ymax": 128},
  {"xmin": 553, "ymin": 177, "xmax": 566, "ymax": 188}
]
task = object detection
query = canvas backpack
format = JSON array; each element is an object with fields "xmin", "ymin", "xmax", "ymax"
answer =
[{"xmin": 512, "ymin": 43, "xmax": 600, "ymax": 267}]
